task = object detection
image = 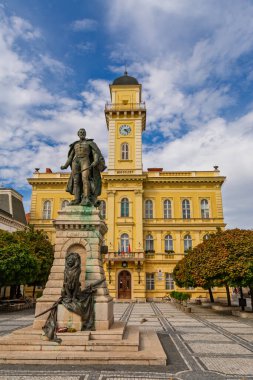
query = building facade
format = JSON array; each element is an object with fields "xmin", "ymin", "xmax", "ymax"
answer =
[
  {"xmin": 28, "ymin": 73, "xmax": 226, "ymax": 301},
  {"xmin": 0, "ymin": 188, "xmax": 27, "ymax": 232}
]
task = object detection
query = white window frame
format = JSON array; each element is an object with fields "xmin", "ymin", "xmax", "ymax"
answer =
[
  {"xmin": 121, "ymin": 198, "xmax": 129, "ymax": 217},
  {"xmin": 121, "ymin": 143, "xmax": 129, "ymax": 160},
  {"xmin": 184, "ymin": 234, "xmax": 192, "ymax": 252},
  {"xmin": 120, "ymin": 233, "xmax": 129, "ymax": 252},
  {"xmin": 165, "ymin": 234, "xmax": 173, "ymax": 252},
  {"xmin": 165, "ymin": 273, "xmax": 174, "ymax": 290},
  {"xmin": 201, "ymin": 199, "xmax": 210, "ymax": 219},
  {"xmin": 163, "ymin": 199, "xmax": 172, "ymax": 219},
  {"xmin": 43, "ymin": 200, "xmax": 51, "ymax": 220},
  {"xmin": 182, "ymin": 199, "xmax": 191, "ymax": 219},
  {"xmin": 145, "ymin": 200, "xmax": 153, "ymax": 219},
  {"xmin": 146, "ymin": 273, "xmax": 155, "ymax": 290}
]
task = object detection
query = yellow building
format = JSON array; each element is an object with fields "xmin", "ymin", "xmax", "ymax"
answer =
[{"xmin": 28, "ymin": 72, "xmax": 226, "ymax": 301}]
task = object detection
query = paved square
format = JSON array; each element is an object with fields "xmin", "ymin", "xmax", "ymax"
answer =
[{"xmin": 0, "ymin": 301, "xmax": 253, "ymax": 379}]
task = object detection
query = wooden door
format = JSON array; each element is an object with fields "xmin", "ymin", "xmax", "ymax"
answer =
[{"xmin": 118, "ymin": 270, "xmax": 131, "ymax": 299}]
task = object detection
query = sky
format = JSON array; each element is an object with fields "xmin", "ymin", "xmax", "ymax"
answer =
[{"xmin": 0, "ymin": 0, "xmax": 253, "ymax": 228}]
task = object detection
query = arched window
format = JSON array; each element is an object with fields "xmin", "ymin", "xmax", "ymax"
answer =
[
  {"xmin": 182, "ymin": 199, "xmax": 191, "ymax": 219},
  {"xmin": 61, "ymin": 200, "xmax": 69, "ymax": 209},
  {"xmin": 121, "ymin": 198, "xmax": 129, "ymax": 217},
  {"xmin": 201, "ymin": 199, "xmax": 210, "ymax": 218},
  {"xmin": 120, "ymin": 233, "xmax": 129, "ymax": 252},
  {"xmin": 121, "ymin": 143, "xmax": 129, "ymax": 160},
  {"xmin": 184, "ymin": 234, "xmax": 192, "ymax": 252},
  {"xmin": 100, "ymin": 200, "xmax": 106, "ymax": 219},
  {"xmin": 145, "ymin": 200, "xmax": 153, "ymax": 219},
  {"xmin": 43, "ymin": 200, "xmax": 51, "ymax": 220},
  {"xmin": 163, "ymin": 199, "xmax": 172, "ymax": 219},
  {"xmin": 203, "ymin": 233, "xmax": 210, "ymax": 241},
  {"xmin": 165, "ymin": 234, "xmax": 173, "ymax": 252},
  {"xmin": 145, "ymin": 234, "xmax": 154, "ymax": 252}
]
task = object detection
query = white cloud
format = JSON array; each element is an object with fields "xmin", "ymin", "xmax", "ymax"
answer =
[
  {"xmin": 142, "ymin": 113, "xmax": 253, "ymax": 228},
  {"xmin": 1, "ymin": 2, "xmax": 253, "ymax": 230},
  {"xmin": 71, "ymin": 18, "xmax": 97, "ymax": 31},
  {"xmin": 0, "ymin": 9, "xmax": 108, "ymax": 200},
  {"xmin": 106, "ymin": 0, "xmax": 253, "ymax": 228}
]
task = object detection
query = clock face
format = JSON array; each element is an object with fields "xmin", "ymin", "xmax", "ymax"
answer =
[{"xmin": 119, "ymin": 124, "xmax": 131, "ymax": 136}]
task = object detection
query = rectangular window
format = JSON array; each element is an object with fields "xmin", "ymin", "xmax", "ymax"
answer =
[
  {"xmin": 165, "ymin": 273, "xmax": 174, "ymax": 290},
  {"xmin": 146, "ymin": 273, "xmax": 155, "ymax": 290},
  {"xmin": 145, "ymin": 200, "xmax": 153, "ymax": 219},
  {"xmin": 164, "ymin": 200, "xmax": 172, "ymax": 219}
]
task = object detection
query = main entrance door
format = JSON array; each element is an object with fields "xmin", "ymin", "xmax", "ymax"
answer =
[{"xmin": 118, "ymin": 270, "xmax": 131, "ymax": 299}]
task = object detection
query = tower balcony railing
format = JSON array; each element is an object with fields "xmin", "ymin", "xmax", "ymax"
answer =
[
  {"xmin": 104, "ymin": 251, "xmax": 144, "ymax": 262},
  {"xmin": 105, "ymin": 102, "xmax": 146, "ymax": 112}
]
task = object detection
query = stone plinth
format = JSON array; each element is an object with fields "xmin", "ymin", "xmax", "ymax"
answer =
[{"xmin": 33, "ymin": 205, "xmax": 113, "ymax": 330}]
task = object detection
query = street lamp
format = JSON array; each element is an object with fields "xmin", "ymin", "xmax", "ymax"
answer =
[{"xmin": 136, "ymin": 261, "xmax": 141, "ymax": 284}]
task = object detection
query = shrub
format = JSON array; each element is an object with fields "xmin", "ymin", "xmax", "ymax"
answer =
[{"xmin": 170, "ymin": 291, "xmax": 191, "ymax": 302}]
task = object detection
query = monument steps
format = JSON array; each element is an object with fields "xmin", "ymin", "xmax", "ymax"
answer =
[
  {"xmin": 0, "ymin": 325, "xmax": 139, "ymax": 353},
  {"xmin": 0, "ymin": 327, "xmax": 165, "ymax": 365}
]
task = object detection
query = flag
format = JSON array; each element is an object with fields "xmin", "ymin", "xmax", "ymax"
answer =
[{"xmin": 128, "ymin": 244, "xmax": 131, "ymax": 253}]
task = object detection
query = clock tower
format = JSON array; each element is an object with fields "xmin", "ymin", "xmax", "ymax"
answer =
[{"xmin": 105, "ymin": 72, "xmax": 146, "ymax": 175}]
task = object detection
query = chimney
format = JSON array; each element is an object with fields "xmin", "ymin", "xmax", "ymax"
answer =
[{"xmin": 147, "ymin": 168, "xmax": 163, "ymax": 172}]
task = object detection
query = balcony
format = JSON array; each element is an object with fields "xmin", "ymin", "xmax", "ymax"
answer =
[
  {"xmin": 104, "ymin": 251, "xmax": 144, "ymax": 262},
  {"xmin": 105, "ymin": 102, "xmax": 146, "ymax": 112}
]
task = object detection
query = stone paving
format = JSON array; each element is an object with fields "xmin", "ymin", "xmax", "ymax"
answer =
[{"xmin": 0, "ymin": 302, "xmax": 253, "ymax": 379}]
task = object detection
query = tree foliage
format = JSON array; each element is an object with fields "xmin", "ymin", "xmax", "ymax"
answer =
[
  {"xmin": 173, "ymin": 229, "xmax": 253, "ymax": 308},
  {"xmin": 0, "ymin": 227, "xmax": 54, "ymax": 288}
]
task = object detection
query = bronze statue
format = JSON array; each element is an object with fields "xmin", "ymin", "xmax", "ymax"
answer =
[
  {"xmin": 61, "ymin": 128, "xmax": 106, "ymax": 207},
  {"xmin": 61, "ymin": 252, "xmax": 81, "ymax": 302}
]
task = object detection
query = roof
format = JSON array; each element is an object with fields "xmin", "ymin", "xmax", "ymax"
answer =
[
  {"xmin": 0, "ymin": 190, "xmax": 27, "ymax": 226},
  {"xmin": 112, "ymin": 72, "xmax": 139, "ymax": 86}
]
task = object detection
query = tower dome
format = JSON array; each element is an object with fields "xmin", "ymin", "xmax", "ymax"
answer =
[{"xmin": 112, "ymin": 71, "xmax": 139, "ymax": 85}]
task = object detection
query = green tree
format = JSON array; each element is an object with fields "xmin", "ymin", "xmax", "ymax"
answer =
[
  {"xmin": 0, "ymin": 227, "xmax": 54, "ymax": 297},
  {"xmin": 174, "ymin": 229, "xmax": 253, "ymax": 310},
  {"xmin": 14, "ymin": 227, "xmax": 54, "ymax": 287}
]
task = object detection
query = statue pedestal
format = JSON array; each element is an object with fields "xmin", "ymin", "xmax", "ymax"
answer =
[{"xmin": 33, "ymin": 206, "xmax": 113, "ymax": 331}]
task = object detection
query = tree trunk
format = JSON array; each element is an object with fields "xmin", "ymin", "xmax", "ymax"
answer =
[
  {"xmin": 208, "ymin": 287, "xmax": 214, "ymax": 303},
  {"xmin": 239, "ymin": 286, "xmax": 245, "ymax": 311},
  {"xmin": 225, "ymin": 284, "xmax": 231, "ymax": 306},
  {"xmin": 249, "ymin": 285, "xmax": 253, "ymax": 312},
  {"xmin": 10, "ymin": 285, "xmax": 16, "ymax": 299},
  {"xmin": 32, "ymin": 285, "xmax": 36, "ymax": 298}
]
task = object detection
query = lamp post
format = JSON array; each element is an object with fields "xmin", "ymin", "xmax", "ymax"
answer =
[{"xmin": 137, "ymin": 261, "xmax": 141, "ymax": 284}]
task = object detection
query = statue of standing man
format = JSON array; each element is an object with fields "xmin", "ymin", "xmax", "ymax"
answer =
[{"xmin": 61, "ymin": 129, "xmax": 106, "ymax": 207}]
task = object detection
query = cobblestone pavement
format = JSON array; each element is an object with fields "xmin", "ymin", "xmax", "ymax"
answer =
[{"xmin": 0, "ymin": 302, "xmax": 253, "ymax": 379}]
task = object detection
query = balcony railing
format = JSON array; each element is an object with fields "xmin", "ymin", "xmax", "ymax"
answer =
[
  {"xmin": 143, "ymin": 217, "xmax": 224, "ymax": 225},
  {"xmin": 105, "ymin": 102, "xmax": 146, "ymax": 111},
  {"xmin": 104, "ymin": 251, "xmax": 144, "ymax": 261}
]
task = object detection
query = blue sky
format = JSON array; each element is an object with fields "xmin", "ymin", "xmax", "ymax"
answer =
[{"xmin": 0, "ymin": 0, "xmax": 253, "ymax": 228}]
